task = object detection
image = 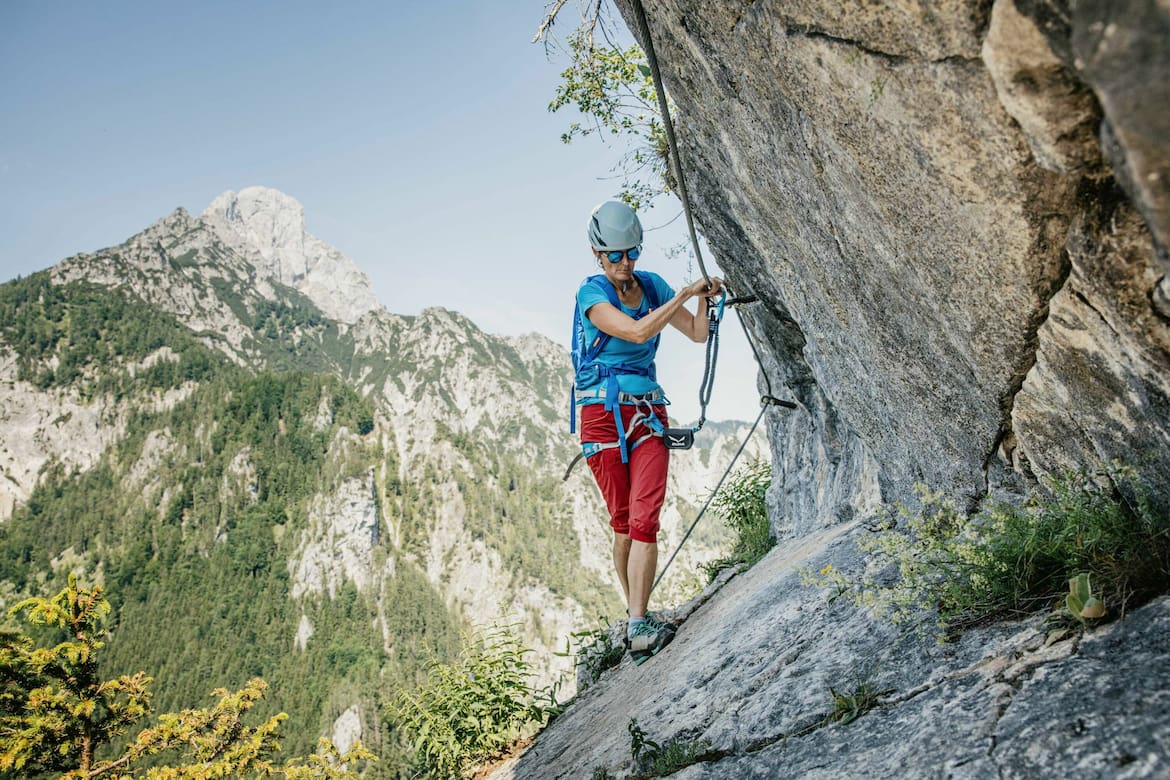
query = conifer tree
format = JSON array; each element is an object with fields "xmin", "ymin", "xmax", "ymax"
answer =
[
  {"xmin": 0, "ymin": 576, "xmax": 372, "ymax": 778},
  {"xmin": 1, "ymin": 574, "xmax": 151, "ymax": 774}
]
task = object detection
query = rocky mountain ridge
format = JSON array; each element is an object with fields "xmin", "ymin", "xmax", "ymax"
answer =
[{"xmin": 201, "ymin": 186, "xmax": 381, "ymax": 324}]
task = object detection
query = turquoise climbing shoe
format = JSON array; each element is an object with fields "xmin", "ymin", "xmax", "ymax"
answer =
[
  {"xmin": 646, "ymin": 610, "xmax": 676, "ymax": 631},
  {"xmin": 626, "ymin": 608, "xmax": 677, "ymax": 631},
  {"xmin": 628, "ymin": 617, "xmax": 676, "ymax": 666}
]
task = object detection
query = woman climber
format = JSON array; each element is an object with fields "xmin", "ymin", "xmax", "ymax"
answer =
[{"xmin": 571, "ymin": 199, "xmax": 723, "ymax": 665}]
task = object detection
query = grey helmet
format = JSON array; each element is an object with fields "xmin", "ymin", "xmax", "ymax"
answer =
[{"xmin": 588, "ymin": 200, "xmax": 643, "ymax": 250}]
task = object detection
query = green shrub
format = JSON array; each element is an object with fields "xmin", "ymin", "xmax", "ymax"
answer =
[
  {"xmin": 701, "ymin": 460, "xmax": 774, "ymax": 582},
  {"xmin": 556, "ymin": 616, "xmax": 624, "ymax": 690},
  {"xmin": 544, "ymin": 22, "xmax": 669, "ymax": 211},
  {"xmin": 806, "ymin": 466, "xmax": 1170, "ymax": 635},
  {"xmin": 394, "ymin": 625, "xmax": 558, "ymax": 778},
  {"xmin": 627, "ymin": 718, "xmax": 712, "ymax": 779}
]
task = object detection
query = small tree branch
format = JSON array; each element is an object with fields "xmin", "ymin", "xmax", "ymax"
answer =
[{"xmin": 533, "ymin": 0, "xmax": 572, "ymax": 43}]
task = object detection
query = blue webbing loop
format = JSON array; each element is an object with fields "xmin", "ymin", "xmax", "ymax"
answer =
[
  {"xmin": 605, "ymin": 372, "xmax": 627, "ymax": 461},
  {"xmin": 569, "ymin": 385, "xmax": 578, "ymax": 434},
  {"xmin": 581, "ymin": 441, "xmax": 607, "ymax": 459}
]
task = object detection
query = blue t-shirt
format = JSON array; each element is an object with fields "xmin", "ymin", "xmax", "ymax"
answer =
[{"xmin": 576, "ymin": 271, "xmax": 676, "ymax": 400}]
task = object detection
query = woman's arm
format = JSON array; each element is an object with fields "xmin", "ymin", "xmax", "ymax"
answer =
[
  {"xmin": 586, "ymin": 277, "xmax": 723, "ymax": 345},
  {"xmin": 669, "ymin": 287, "xmax": 713, "ymax": 343}
]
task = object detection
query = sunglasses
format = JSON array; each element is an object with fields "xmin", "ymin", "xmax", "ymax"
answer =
[{"xmin": 602, "ymin": 246, "xmax": 641, "ymax": 263}]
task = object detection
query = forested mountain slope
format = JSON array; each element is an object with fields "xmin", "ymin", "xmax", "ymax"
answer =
[{"xmin": 0, "ymin": 186, "xmax": 764, "ymax": 772}]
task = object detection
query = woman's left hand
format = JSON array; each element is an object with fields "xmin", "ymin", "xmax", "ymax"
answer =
[{"xmin": 686, "ymin": 276, "xmax": 723, "ymax": 299}]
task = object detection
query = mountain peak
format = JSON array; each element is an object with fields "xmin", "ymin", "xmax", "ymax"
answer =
[{"xmin": 200, "ymin": 187, "xmax": 379, "ymax": 324}]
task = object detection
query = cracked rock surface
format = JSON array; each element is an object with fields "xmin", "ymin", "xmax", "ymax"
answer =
[
  {"xmin": 610, "ymin": 0, "xmax": 1170, "ymax": 521},
  {"xmin": 495, "ymin": 524, "xmax": 1169, "ymax": 779}
]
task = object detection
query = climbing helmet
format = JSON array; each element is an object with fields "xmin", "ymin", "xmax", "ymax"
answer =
[{"xmin": 588, "ymin": 200, "xmax": 643, "ymax": 251}]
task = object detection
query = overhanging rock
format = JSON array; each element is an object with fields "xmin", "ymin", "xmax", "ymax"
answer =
[{"xmin": 611, "ymin": 0, "xmax": 1170, "ymax": 523}]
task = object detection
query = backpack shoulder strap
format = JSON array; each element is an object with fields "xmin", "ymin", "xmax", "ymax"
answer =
[
  {"xmin": 579, "ymin": 275, "xmax": 620, "ymax": 365},
  {"xmin": 633, "ymin": 270, "xmax": 662, "ymax": 352},
  {"xmin": 571, "ymin": 274, "xmax": 620, "ymax": 433},
  {"xmin": 634, "ymin": 270, "xmax": 661, "ymax": 310},
  {"xmin": 589, "ymin": 273, "xmax": 621, "ymax": 306}
]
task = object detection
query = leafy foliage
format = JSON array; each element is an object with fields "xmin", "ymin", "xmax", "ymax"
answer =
[
  {"xmin": 701, "ymin": 460, "xmax": 774, "ymax": 582},
  {"xmin": 0, "ymin": 578, "xmax": 373, "ymax": 778},
  {"xmin": 541, "ymin": 3, "xmax": 672, "ymax": 209},
  {"xmin": 1065, "ymin": 572, "xmax": 1106, "ymax": 622},
  {"xmin": 554, "ymin": 615, "xmax": 624, "ymax": 690},
  {"xmin": 1, "ymin": 575, "xmax": 150, "ymax": 774},
  {"xmin": 393, "ymin": 625, "xmax": 558, "ymax": 779},
  {"xmin": 804, "ymin": 467, "xmax": 1170, "ymax": 636}
]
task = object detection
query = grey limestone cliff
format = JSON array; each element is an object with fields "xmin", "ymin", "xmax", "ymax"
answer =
[
  {"xmin": 613, "ymin": 0, "xmax": 1169, "ymax": 534},
  {"xmin": 495, "ymin": 1, "xmax": 1169, "ymax": 776}
]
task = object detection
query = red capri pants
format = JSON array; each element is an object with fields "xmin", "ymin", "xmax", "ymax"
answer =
[{"xmin": 580, "ymin": 403, "xmax": 670, "ymax": 544}]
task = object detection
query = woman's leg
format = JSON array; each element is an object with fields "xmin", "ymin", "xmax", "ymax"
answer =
[
  {"xmin": 612, "ymin": 532, "xmax": 632, "ymax": 603},
  {"xmin": 626, "ymin": 416, "xmax": 669, "ymax": 617},
  {"xmin": 626, "ymin": 539, "xmax": 658, "ymax": 619},
  {"xmin": 583, "ymin": 406, "xmax": 634, "ymax": 606}
]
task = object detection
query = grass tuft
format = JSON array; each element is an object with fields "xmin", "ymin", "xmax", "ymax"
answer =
[
  {"xmin": 627, "ymin": 718, "xmax": 713, "ymax": 778},
  {"xmin": 701, "ymin": 460, "xmax": 774, "ymax": 582}
]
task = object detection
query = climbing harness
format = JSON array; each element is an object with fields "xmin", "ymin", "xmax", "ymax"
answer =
[
  {"xmin": 563, "ymin": 391, "xmax": 666, "ymax": 481},
  {"xmin": 567, "ymin": 270, "xmax": 664, "ymax": 471}
]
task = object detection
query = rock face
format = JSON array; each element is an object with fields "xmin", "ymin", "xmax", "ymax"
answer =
[
  {"xmin": 201, "ymin": 186, "xmax": 380, "ymax": 324},
  {"xmin": 501, "ymin": 524, "xmax": 1170, "ymax": 779},
  {"xmin": 0, "ymin": 350, "xmax": 125, "ymax": 521},
  {"xmin": 492, "ymin": 2, "xmax": 1169, "ymax": 776},
  {"xmin": 611, "ymin": 0, "xmax": 1169, "ymax": 531},
  {"xmin": 289, "ymin": 471, "xmax": 386, "ymax": 600}
]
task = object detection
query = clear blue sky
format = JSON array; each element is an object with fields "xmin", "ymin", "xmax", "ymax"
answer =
[{"xmin": 0, "ymin": 1, "xmax": 759, "ymax": 422}]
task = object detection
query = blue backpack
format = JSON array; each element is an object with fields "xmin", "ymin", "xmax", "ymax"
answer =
[{"xmin": 568, "ymin": 272, "xmax": 662, "ymax": 458}]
